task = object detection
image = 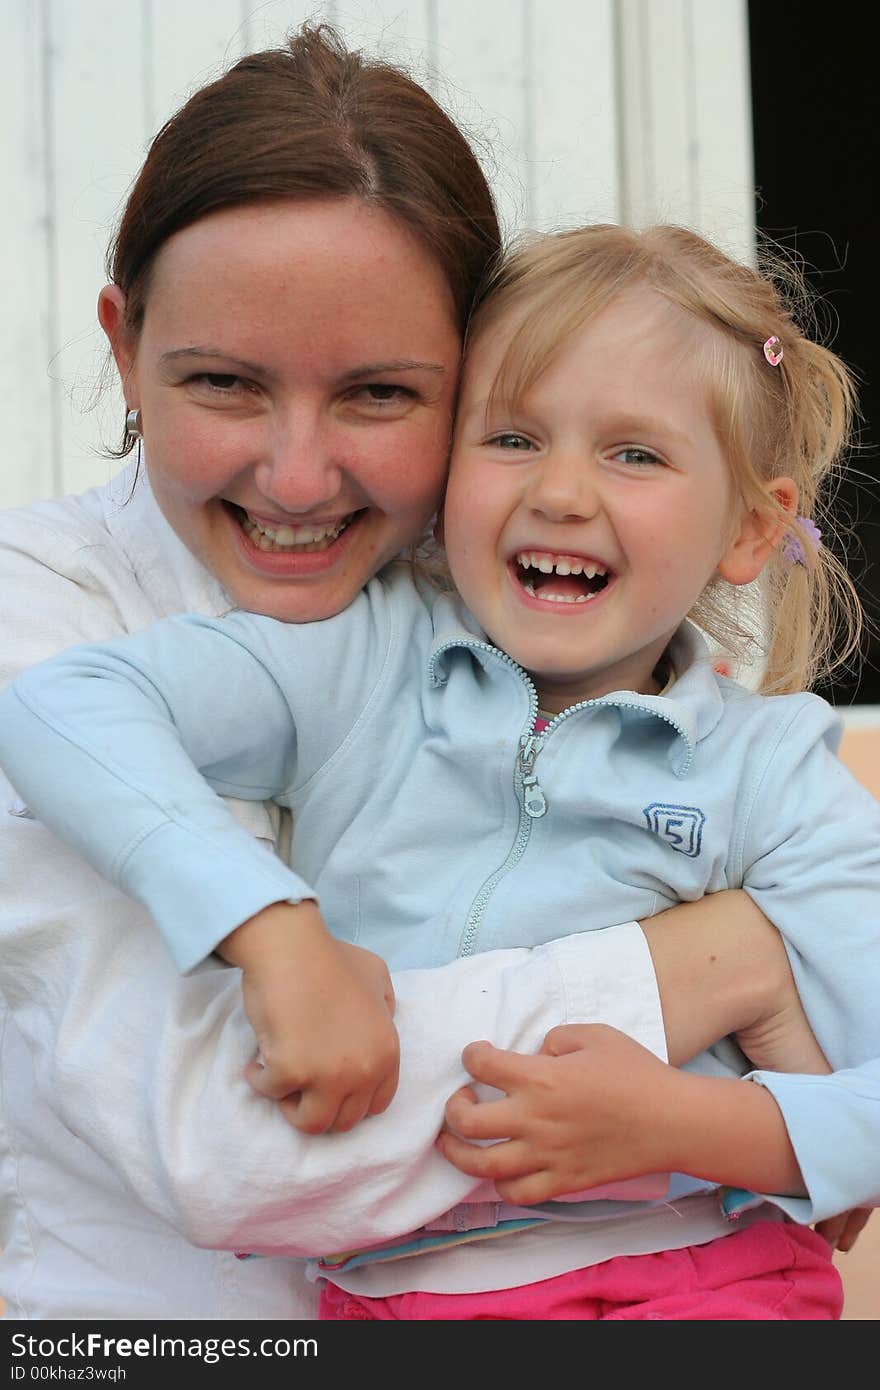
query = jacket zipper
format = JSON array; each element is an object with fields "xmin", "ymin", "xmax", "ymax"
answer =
[{"xmin": 430, "ymin": 637, "xmax": 692, "ymax": 957}]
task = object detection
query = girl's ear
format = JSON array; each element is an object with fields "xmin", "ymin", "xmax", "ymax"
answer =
[
  {"xmin": 716, "ymin": 476, "xmax": 798, "ymax": 586},
  {"xmin": 97, "ymin": 284, "xmax": 137, "ymax": 388}
]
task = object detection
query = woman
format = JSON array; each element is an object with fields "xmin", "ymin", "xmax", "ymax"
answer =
[{"xmin": 0, "ymin": 25, "xmax": 855, "ymax": 1320}]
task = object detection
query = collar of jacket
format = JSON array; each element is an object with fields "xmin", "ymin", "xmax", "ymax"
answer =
[{"xmin": 426, "ymin": 601, "xmax": 727, "ymax": 779}]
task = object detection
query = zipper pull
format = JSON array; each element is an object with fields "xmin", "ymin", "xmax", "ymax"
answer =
[{"xmin": 518, "ymin": 734, "xmax": 548, "ymax": 818}]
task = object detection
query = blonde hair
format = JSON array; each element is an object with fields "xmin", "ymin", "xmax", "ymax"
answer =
[{"xmin": 463, "ymin": 223, "xmax": 863, "ymax": 695}]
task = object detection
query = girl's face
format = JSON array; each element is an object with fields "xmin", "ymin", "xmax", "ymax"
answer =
[
  {"xmin": 101, "ymin": 198, "xmax": 460, "ymax": 623},
  {"xmin": 445, "ymin": 286, "xmax": 769, "ymax": 711}
]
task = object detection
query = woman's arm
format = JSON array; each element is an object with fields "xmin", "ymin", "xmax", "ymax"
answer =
[
  {"xmin": 641, "ymin": 893, "xmax": 876, "ymax": 1247},
  {"xmin": 639, "ymin": 892, "xmax": 830, "ymax": 1073}
]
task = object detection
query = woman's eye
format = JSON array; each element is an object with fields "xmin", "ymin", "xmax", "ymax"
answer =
[
  {"xmin": 488, "ymin": 432, "xmax": 533, "ymax": 451},
  {"xmin": 351, "ymin": 383, "xmax": 416, "ymax": 407},
  {"xmin": 192, "ymin": 373, "xmax": 251, "ymax": 395}
]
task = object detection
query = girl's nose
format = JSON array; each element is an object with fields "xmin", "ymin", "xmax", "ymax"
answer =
[{"xmin": 525, "ymin": 449, "xmax": 600, "ymax": 521}]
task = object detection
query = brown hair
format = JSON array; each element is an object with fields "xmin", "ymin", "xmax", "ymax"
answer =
[
  {"xmin": 108, "ymin": 22, "xmax": 499, "ymax": 442},
  {"xmin": 463, "ymin": 223, "xmax": 863, "ymax": 695}
]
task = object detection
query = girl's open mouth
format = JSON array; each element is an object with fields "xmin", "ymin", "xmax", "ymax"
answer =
[{"xmin": 512, "ymin": 550, "xmax": 611, "ymax": 604}]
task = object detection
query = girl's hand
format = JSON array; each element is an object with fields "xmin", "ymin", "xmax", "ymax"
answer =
[
  {"xmin": 219, "ymin": 902, "xmax": 399, "ymax": 1134},
  {"xmin": 438, "ymin": 1024, "xmax": 679, "ymax": 1205}
]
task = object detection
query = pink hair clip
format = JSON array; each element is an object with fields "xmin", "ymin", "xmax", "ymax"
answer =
[
  {"xmin": 781, "ymin": 516, "xmax": 821, "ymax": 567},
  {"xmin": 763, "ymin": 335, "xmax": 784, "ymax": 366}
]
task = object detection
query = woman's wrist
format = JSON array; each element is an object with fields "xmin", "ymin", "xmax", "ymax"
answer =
[{"xmin": 640, "ymin": 890, "xmax": 795, "ymax": 1066}]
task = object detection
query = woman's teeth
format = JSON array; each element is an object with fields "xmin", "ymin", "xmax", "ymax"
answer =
[{"xmin": 242, "ymin": 515, "xmax": 351, "ymax": 552}]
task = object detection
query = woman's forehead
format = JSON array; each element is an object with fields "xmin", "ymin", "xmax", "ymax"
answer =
[{"xmin": 139, "ymin": 198, "xmax": 462, "ymax": 361}]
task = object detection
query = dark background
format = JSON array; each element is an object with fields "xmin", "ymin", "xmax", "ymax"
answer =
[{"xmin": 748, "ymin": 4, "xmax": 880, "ymax": 703}]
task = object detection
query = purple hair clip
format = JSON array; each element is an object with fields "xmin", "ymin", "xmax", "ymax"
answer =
[
  {"xmin": 763, "ymin": 335, "xmax": 784, "ymax": 366},
  {"xmin": 781, "ymin": 516, "xmax": 821, "ymax": 567}
]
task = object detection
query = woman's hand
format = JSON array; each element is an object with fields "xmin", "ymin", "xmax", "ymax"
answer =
[
  {"xmin": 814, "ymin": 1207, "xmax": 872, "ymax": 1252},
  {"xmin": 218, "ymin": 901, "xmax": 399, "ymax": 1133}
]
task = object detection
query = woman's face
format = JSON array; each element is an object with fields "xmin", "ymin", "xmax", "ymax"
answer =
[{"xmin": 102, "ymin": 198, "xmax": 461, "ymax": 622}]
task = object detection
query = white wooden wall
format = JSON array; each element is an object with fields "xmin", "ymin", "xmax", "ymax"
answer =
[{"xmin": 1, "ymin": 0, "xmax": 753, "ymax": 510}]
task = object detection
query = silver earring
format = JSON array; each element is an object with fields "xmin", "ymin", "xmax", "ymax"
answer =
[{"xmin": 126, "ymin": 408, "xmax": 142, "ymax": 439}]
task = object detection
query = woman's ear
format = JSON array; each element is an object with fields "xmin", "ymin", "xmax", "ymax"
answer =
[
  {"xmin": 97, "ymin": 284, "xmax": 137, "ymax": 389},
  {"xmin": 716, "ymin": 476, "xmax": 798, "ymax": 586}
]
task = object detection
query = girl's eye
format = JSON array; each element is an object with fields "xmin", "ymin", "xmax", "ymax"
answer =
[
  {"xmin": 488, "ymin": 432, "xmax": 534, "ymax": 451},
  {"xmin": 613, "ymin": 445, "xmax": 663, "ymax": 469}
]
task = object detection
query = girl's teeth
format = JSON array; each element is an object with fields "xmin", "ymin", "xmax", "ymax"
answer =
[
  {"xmin": 521, "ymin": 578, "xmax": 594, "ymax": 604},
  {"xmin": 515, "ymin": 551, "xmax": 606, "ymax": 578}
]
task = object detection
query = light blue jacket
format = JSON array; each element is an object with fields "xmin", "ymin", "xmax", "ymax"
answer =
[{"xmin": 2, "ymin": 563, "xmax": 879, "ymax": 1225}]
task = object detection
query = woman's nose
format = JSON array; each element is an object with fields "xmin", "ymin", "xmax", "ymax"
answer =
[
  {"xmin": 253, "ymin": 417, "xmax": 345, "ymax": 513},
  {"xmin": 525, "ymin": 449, "xmax": 600, "ymax": 521}
]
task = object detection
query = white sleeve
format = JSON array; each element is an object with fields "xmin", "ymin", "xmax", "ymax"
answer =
[{"xmin": 0, "ymin": 800, "xmax": 661, "ymax": 1255}]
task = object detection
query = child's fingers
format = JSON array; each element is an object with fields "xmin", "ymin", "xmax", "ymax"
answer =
[
  {"xmin": 541, "ymin": 1022, "xmax": 625, "ymax": 1057},
  {"xmin": 332, "ymin": 1070, "xmax": 399, "ymax": 1132},
  {"xmin": 459, "ymin": 1039, "xmax": 537, "ymax": 1090},
  {"xmin": 436, "ymin": 1130, "xmax": 531, "ymax": 1183},
  {"xmin": 494, "ymin": 1170, "xmax": 559, "ymax": 1207},
  {"xmin": 329, "ymin": 1091, "xmax": 373, "ymax": 1134},
  {"xmin": 540, "ymin": 1023, "xmax": 598, "ymax": 1056},
  {"xmin": 444, "ymin": 1084, "xmax": 517, "ymax": 1141},
  {"xmin": 366, "ymin": 1061, "xmax": 400, "ymax": 1118},
  {"xmin": 243, "ymin": 1054, "xmax": 302, "ymax": 1102},
  {"xmin": 281, "ymin": 1086, "xmax": 344, "ymax": 1136}
]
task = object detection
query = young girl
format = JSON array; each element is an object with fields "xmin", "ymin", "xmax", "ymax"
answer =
[{"xmin": 2, "ymin": 224, "xmax": 878, "ymax": 1320}]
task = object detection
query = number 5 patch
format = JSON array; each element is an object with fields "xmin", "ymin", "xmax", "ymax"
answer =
[{"xmin": 643, "ymin": 802, "xmax": 705, "ymax": 857}]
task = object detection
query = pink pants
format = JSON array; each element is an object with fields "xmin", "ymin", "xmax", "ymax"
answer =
[{"xmin": 319, "ymin": 1220, "xmax": 842, "ymax": 1320}]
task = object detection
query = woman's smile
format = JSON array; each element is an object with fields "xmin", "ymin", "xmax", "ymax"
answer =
[{"xmin": 224, "ymin": 502, "xmax": 365, "ymax": 577}]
